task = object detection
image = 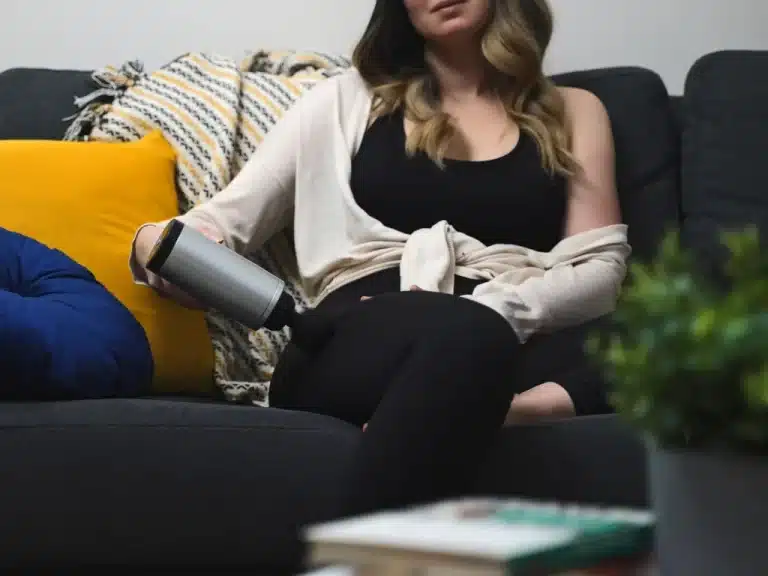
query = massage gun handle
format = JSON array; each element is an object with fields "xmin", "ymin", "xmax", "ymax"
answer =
[{"xmin": 147, "ymin": 219, "xmax": 295, "ymax": 332}]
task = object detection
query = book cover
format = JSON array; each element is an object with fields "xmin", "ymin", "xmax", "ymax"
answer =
[{"xmin": 306, "ymin": 498, "xmax": 654, "ymax": 575}]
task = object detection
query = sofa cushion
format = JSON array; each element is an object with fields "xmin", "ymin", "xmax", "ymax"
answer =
[
  {"xmin": 0, "ymin": 401, "xmax": 645, "ymax": 570},
  {"xmin": 0, "ymin": 228, "xmax": 153, "ymax": 400},
  {"xmin": 0, "ymin": 132, "xmax": 215, "ymax": 394},
  {"xmin": 681, "ymin": 50, "xmax": 768, "ymax": 282},
  {"xmin": 0, "ymin": 399, "xmax": 359, "ymax": 570},
  {"xmin": 553, "ymin": 67, "xmax": 680, "ymax": 262},
  {"xmin": 0, "ymin": 68, "xmax": 94, "ymax": 140}
]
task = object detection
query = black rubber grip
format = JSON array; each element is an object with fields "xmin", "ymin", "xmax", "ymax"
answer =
[{"xmin": 146, "ymin": 219, "xmax": 184, "ymax": 274}]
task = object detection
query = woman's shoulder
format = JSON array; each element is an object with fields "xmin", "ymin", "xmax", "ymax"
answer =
[
  {"xmin": 301, "ymin": 68, "xmax": 368, "ymax": 100},
  {"xmin": 334, "ymin": 67, "xmax": 367, "ymax": 88},
  {"xmin": 289, "ymin": 68, "xmax": 371, "ymax": 118},
  {"xmin": 556, "ymin": 87, "xmax": 611, "ymax": 132}
]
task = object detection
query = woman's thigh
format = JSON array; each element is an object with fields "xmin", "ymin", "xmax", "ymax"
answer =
[{"xmin": 269, "ymin": 291, "xmax": 522, "ymax": 425}]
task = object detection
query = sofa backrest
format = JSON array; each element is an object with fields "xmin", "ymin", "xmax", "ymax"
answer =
[
  {"xmin": 0, "ymin": 68, "xmax": 93, "ymax": 140},
  {"xmin": 680, "ymin": 50, "xmax": 768, "ymax": 282},
  {"xmin": 1, "ymin": 64, "xmax": 683, "ymax": 264}
]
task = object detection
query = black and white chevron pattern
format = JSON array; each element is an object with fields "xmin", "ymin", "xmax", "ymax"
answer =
[{"xmin": 65, "ymin": 50, "xmax": 349, "ymax": 405}]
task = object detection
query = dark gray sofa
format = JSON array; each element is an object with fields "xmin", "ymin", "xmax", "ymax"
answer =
[{"xmin": 1, "ymin": 49, "xmax": 764, "ymax": 573}]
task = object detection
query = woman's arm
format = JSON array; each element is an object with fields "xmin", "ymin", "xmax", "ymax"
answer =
[
  {"xmin": 129, "ymin": 104, "xmax": 299, "ymax": 285},
  {"xmin": 466, "ymin": 88, "xmax": 629, "ymax": 342},
  {"xmin": 130, "ymin": 75, "xmax": 344, "ymax": 284},
  {"xmin": 502, "ymin": 89, "xmax": 623, "ymax": 421},
  {"xmin": 561, "ymin": 87, "xmax": 622, "ymax": 237},
  {"xmin": 173, "ymin": 100, "xmax": 300, "ymax": 256}
]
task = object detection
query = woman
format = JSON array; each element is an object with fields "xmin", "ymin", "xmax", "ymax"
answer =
[{"xmin": 132, "ymin": 0, "xmax": 629, "ymax": 517}]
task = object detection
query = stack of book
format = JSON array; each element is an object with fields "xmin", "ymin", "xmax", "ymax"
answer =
[{"xmin": 305, "ymin": 498, "xmax": 655, "ymax": 575}]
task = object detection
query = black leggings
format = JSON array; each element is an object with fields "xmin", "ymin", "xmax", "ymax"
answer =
[
  {"xmin": 269, "ymin": 272, "xmax": 609, "ymax": 517},
  {"xmin": 270, "ymin": 290, "xmax": 521, "ymax": 517}
]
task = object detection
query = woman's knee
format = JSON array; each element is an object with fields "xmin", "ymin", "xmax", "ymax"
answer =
[{"xmin": 344, "ymin": 290, "xmax": 520, "ymax": 369}]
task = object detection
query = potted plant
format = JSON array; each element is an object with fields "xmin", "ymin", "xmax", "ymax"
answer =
[{"xmin": 589, "ymin": 228, "xmax": 768, "ymax": 575}]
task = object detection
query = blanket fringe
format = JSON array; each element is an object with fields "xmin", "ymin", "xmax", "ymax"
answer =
[{"xmin": 63, "ymin": 60, "xmax": 146, "ymax": 141}]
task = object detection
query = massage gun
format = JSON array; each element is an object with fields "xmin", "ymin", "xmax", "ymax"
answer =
[{"xmin": 146, "ymin": 219, "xmax": 328, "ymax": 348}]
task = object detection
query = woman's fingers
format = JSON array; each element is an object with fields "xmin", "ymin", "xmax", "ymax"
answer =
[
  {"xmin": 148, "ymin": 272, "xmax": 207, "ymax": 310},
  {"xmin": 198, "ymin": 225, "xmax": 224, "ymax": 244}
]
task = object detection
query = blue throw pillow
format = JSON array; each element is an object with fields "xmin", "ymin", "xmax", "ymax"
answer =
[{"xmin": 0, "ymin": 227, "xmax": 153, "ymax": 400}]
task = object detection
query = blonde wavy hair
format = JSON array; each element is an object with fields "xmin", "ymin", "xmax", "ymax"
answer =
[{"xmin": 352, "ymin": 0, "xmax": 578, "ymax": 176}]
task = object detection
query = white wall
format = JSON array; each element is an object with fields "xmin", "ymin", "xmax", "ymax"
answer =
[
  {"xmin": 547, "ymin": 0, "xmax": 768, "ymax": 93},
  {"xmin": 3, "ymin": 0, "xmax": 767, "ymax": 93}
]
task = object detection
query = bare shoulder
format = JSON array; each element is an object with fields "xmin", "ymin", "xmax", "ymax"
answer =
[
  {"xmin": 557, "ymin": 87, "xmax": 611, "ymax": 133},
  {"xmin": 555, "ymin": 89, "xmax": 621, "ymax": 231}
]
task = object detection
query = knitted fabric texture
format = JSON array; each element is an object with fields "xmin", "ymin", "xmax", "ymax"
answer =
[{"xmin": 65, "ymin": 50, "xmax": 349, "ymax": 404}]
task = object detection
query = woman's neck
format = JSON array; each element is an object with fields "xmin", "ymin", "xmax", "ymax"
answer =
[{"xmin": 425, "ymin": 43, "xmax": 488, "ymax": 100}]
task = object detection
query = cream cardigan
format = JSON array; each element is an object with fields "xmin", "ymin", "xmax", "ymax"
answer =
[{"xmin": 132, "ymin": 69, "xmax": 631, "ymax": 342}]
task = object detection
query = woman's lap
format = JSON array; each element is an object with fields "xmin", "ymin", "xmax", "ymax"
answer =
[
  {"xmin": 270, "ymin": 290, "xmax": 521, "ymax": 424},
  {"xmin": 272, "ymin": 290, "xmax": 524, "ymax": 513},
  {"xmin": 269, "ymin": 290, "xmax": 610, "ymax": 515},
  {"xmin": 270, "ymin": 293, "xmax": 610, "ymax": 421}
]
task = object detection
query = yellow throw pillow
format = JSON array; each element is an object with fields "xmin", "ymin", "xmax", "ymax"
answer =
[{"xmin": 0, "ymin": 131, "xmax": 215, "ymax": 395}]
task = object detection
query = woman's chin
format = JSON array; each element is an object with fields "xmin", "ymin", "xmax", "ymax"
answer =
[{"xmin": 428, "ymin": 21, "xmax": 481, "ymax": 43}]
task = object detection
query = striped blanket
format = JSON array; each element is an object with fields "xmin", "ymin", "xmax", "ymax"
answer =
[{"xmin": 65, "ymin": 50, "xmax": 349, "ymax": 404}]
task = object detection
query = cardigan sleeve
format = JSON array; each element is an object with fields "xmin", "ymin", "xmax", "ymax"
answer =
[
  {"xmin": 464, "ymin": 225, "xmax": 631, "ymax": 342},
  {"xmin": 174, "ymin": 75, "xmax": 348, "ymax": 255},
  {"xmin": 129, "ymin": 74, "xmax": 347, "ymax": 282}
]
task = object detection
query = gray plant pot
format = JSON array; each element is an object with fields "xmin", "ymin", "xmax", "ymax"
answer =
[{"xmin": 649, "ymin": 444, "xmax": 768, "ymax": 575}]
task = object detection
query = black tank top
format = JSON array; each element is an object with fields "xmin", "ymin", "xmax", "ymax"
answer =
[
  {"xmin": 350, "ymin": 109, "xmax": 567, "ymax": 251},
  {"xmin": 322, "ymin": 109, "xmax": 568, "ymax": 307}
]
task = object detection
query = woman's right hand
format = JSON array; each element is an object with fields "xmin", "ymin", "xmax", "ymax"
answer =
[{"xmin": 134, "ymin": 224, "xmax": 208, "ymax": 310}]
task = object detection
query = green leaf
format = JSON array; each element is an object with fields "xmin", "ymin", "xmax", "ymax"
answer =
[{"xmin": 591, "ymin": 228, "xmax": 768, "ymax": 454}]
